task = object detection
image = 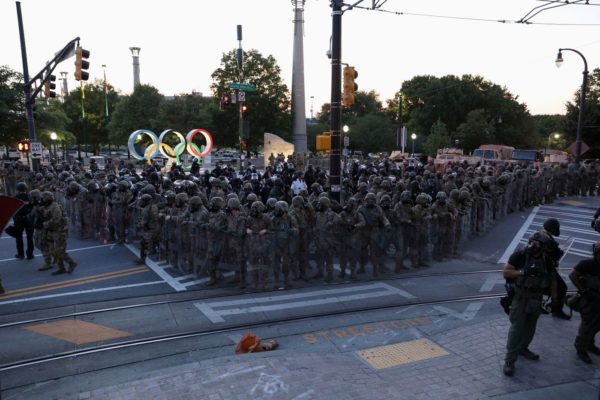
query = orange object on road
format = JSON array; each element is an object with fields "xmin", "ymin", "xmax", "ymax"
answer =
[{"xmin": 235, "ymin": 332, "xmax": 279, "ymax": 354}]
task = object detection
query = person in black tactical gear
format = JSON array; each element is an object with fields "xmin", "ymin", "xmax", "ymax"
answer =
[
  {"xmin": 502, "ymin": 232, "xmax": 555, "ymax": 376},
  {"xmin": 541, "ymin": 217, "xmax": 570, "ymax": 320},
  {"xmin": 569, "ymin": 241, "xmax": 600, "ymax": 364},
  {"xmin": 13, "ymin": 182, "xmax": 34, "ymax": 260}
]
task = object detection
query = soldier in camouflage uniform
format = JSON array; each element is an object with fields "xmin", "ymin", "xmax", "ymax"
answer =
[
  {"xmin": 41, "ymin": 191, "xmax": 77, "ymax": 275},
  {"xmin": 431, "ymin": 191, "xmax": 456, "ymax": 261},
  {"xmin": 314, "ymin": 196, "xmax": 340, "ymax": 282},
  {"xmin": 205, "ymin": 197, "xmax": 228, "ymax": 285},
  {"xmin": 358, "ymin": 193, "xmax": 390, "ymax": 277},
  {"xmin": 225, "ymin": 198, "xmax": 246, "ymax": 288},
  {"xmin": 158, "ymin": 191, "xmax": 177, "ymax": 261},
  {"xmin": 137, "ymin": 194, "xmax": 160, "ymax": 263},
  {"xmin": 289, "ymin": 195, "xmax": 311, "ymax": 281},
  {"xmin": 394, "ymin": 190, "xmax": 415, "ymax": 271},
  {"xmin": 412, "ymin": 193, "xmax": 432, "ymax": 267},
  {"xmin": 270, "ymin": 201, "xmax": 298, "ymax": 289},
  {"xmin": 109, "ymin": 181, "xmax": 132, "ymax": 244},
  {"xmin": 246, "ymin": 201, "xmax": 273, "ymax": 290},
  {"xmin": 338, "ymin": 197, "xmax": 365, "ymax": 279}
]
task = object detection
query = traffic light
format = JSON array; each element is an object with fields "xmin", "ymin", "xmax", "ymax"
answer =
[
  {"xmin": 17, "ymin": 140, "xmax": 30, "ymax": 153},
  {"xmin": 220, "ymin": 94, "xmax": 230, "ymax": 111},
  {"xmin": 74, "ymin": 46, "xmax": 90, "ymax": 81},
  {"xmin": 342, "ymin": 66, "xmax": 358, "ymax": 107},
  {"xmin": 44, "ymin": 74, "xmax": 56, "ymax": 98}
]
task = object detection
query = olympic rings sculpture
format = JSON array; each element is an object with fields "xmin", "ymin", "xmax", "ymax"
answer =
[{"xmin": 128, "ymin": 129, "xmax": 213, "ymax": 164}]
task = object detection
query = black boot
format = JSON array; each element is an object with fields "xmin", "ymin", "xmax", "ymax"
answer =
[
  {"xmin": 578, "ymin": 350, "xmax": 593, "ymax": 364},
  {"xmin": 503, "ymin": 361, "xmax": 515, "ymax": 376}
]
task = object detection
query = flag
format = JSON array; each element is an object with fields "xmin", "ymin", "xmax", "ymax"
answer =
[{"xmin": 0, "ymin": 196, "xmax": 24, "ymax": 237}]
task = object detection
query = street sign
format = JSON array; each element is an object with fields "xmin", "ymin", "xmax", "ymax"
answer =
[
  {"xmin": 567, "ymin": 141, "xmax": 589, "ymax": 156},
  {"xmin": 238, "ymin": 90, "xmax": 246, "ymax": 102},
  {"xmin": 30, "ymin": 141, "xmax": 43, "ymax": 159},
  {"xmin": 343, "ymin": 135, "xmax": 349, "ymax": 147},
  {"xmin": 228, "ymin": 82, "xmax": 256, "ymax": 91}
]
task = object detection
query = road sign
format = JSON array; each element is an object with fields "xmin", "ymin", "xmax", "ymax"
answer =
[
  {"xmin": 343, "ymin": 135, "xmax": 349, "ymax": 147},
  {"xmin": 567, "ymin": 141, "xmax": 589, "ymax": 156},
  {"xmin": 30, "ymin": 142, "xmax": 43, "ymax": 159},
  {"xmin": 228, "ymin": 82, "xmax": 256, "ymax": 91},
  {"xmin": 238, "ymin": 91, "xmax": 246, "ymax": 102}
]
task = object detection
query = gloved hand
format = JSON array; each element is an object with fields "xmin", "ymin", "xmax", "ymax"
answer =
[{"xmin": 523, "ymin": 265, "xmax": 538, "ymax": 277}]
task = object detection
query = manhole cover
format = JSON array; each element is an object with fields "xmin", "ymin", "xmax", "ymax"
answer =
[{"xmin": 356, "ymin": 338, "xmax": 449, "ymax": 369}]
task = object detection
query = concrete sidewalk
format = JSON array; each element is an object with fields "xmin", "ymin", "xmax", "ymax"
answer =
[{"xmin": 20, "ymin": 307, "xmax": 600, "ymax": 400}]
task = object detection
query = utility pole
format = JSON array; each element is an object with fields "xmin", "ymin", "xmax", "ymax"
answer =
[
  {"xmin": 329, "ymin": 0, "xmax": 343, "ymax": 203},
  {"xmin": 396, "ymin": 94, "xmax": 402, "ymax": 150},
  {"xmin": 236, "ymin": 25, "xmax": 244, "ymax": 169},
  {"xmin": 16, "ymin": 1, "xmax": 39, "ymax": 172}
]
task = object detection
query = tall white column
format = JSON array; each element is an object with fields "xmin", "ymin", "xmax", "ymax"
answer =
[{"xmin": 291, "ymin": 0, "xmax": 307, "ymax": 154}]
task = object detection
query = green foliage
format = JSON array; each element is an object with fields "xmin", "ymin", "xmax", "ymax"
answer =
[
  {"xmin": 0, "ymin": 65, "xmax": 27, "ymax": 147},
  {"xmin": 423, "ymin": 120, "xmax": 451, "ymax": 155},
  {"xmin": 210, "ymin": 49, "xmax": 291, "ymax": 149},
  {"xmin": 456, "ymin": 109, "xmax": 496, "ymax": 152},
  {"xmin": 347, "ymin": 114, "xmax": 395, "ymax": 153},
  {"xmin": 107, "ymin": 84, "xmax": 162, "ymax": 146},
  {"xmin": 565, "ymin": 68, "xmax": 600, "ymax": 158}
]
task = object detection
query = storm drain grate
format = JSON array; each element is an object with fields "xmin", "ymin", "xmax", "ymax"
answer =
[{"xmin": 356, "ymin": 338, "xmax": 449, "ymax": 369}]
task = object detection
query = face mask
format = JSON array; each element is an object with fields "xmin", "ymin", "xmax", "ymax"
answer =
[
  {"xmin": 343, "ymin": 205, "xmax": 353, "ymax": 213},
  {"xmin": 366, "ymin": 202, "xmax": 375, "ymax": 208},
  {"xmin": 381, "ymin": 203, "xmax": 390, "ymax": 209},
  {"xmin": 176, "ymin": 200, "xmax": 183, "ymax": 207},
  {"xmin": 250, "ymin": 208, "xmax": 259, "ymax": 217},
  {"xmin": 315, "ymin": 203, "xmax": 323, "ymax": 211},
  {"xmin": 274, "ymin": 209, "xmax": 284, "ymax": 217}
]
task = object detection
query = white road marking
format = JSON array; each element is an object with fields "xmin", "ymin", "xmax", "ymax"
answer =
[
  {"xmin": 202, "ymin": 365, "xmax": 266, "ymax": 384},
  {"xmin": 0, "ymin": 281, "xmax": 164, "ymax": 306},
  {"xmin": 433, "ymin": 302, "xmax": 484, "ymax": 322},
  {"xmin": 124, "ymin": 244, "xmax": 186, "ymax": 291},
  {"xmin": 479, "ymin": 274, "xmax": 506, "ymax": 292},
  {"xmin": 195, "ymin": 282, "xmax": 415, "ymax": 323},
  {"xmin": 498, "ymin": 206, "xmax": 539, "ymax": 264},
  {"xmin": 530, "ymin": 221, "xmax": 598, "ymax": 236}
]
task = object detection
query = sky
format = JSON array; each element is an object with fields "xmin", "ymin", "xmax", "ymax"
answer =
[{"xmin": 2, "ymin": 0, "xmax": 600, "ymax": 119}]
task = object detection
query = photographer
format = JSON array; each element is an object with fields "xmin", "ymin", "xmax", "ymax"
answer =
[
  {"xmin": 502, "ymin": 232, "xmax": 555, "ymax": 376},
  {"xmin": 540, "ymin": 218, "xmax": 570, "ymax": 320},
  {"xmin": 569, "ymin": 242, "xmax": 600, "ymax": 364},
  {"xmin": 13, "ymin": 182, "xmax": 34, "ymax": 260}
]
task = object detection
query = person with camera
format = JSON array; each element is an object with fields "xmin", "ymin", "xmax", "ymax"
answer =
[
  {"xmin": 502, "ymin": 232, "xmax": 555, "ymax": 376},
  {"xmin": 569, "ymin": 241, "xmax": 600, "ymax": 364},
  {"xmin": 13, "ymin": 182, "xmax": 34, "ymax": 260},
  {"xmin": 540, "ymin": 218, "xmax": 571, "ymax": 320}
]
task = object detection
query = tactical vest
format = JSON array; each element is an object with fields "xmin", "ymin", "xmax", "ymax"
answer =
[{"xmin": 515, "ymin": 255, "xmax": 552, "ymax": 292}]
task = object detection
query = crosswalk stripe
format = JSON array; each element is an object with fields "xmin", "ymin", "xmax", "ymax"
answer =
[
  {"xmin": 541, "ymin": 205, "xmax": 596, "ymax": 214},
  {"xmin": 530, "ymin": 222, "xmax": 599, "ymax": 236}
]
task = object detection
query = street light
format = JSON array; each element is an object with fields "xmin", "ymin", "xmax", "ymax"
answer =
[
  {"xmin": 50, "ymin": 132, "xmax": 57, "ymax": 159},
  {"xmin": 556, "ymin": 48, "xmax": 588, "ymax": 163},
  {"xmin": 546, "ymin": 132, "xmax": 561, "ymax": 158},
  {"xmin": 411, "ymin": 133, "xmax": 417, "ymax": 157}
]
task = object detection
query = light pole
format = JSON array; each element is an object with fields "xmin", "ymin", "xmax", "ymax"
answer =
[
  {"xmin": 546, "ymin": 132, "xmax": 561, "ymax": 158},
  {"xmin": 342, "ymin": 124, "xmax": 349, "ymax": 169},
  {"xmin": 50, "ymin": 131, "xmax": 57, "ymax": 159},
  {"xmin": 556, "ymin": 48, "xmax": 588, "ymax": 163},
  {"xmin": 129, "ymin": 47, "xmax": 141, "ymax": 90},
  {"xmin": 411, "ymin": 133, "xmax": 417, "ymax": 157}
]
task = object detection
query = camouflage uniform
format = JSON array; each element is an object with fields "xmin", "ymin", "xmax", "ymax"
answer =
[
  {"xmin": 41, "ymin": 191, "xmax": 77, "ymax": 275},
  {"xmin": 245, "ymin": 201, "xmax": 273, "ymax": 290}
]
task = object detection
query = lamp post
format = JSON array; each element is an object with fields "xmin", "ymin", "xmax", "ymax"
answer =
[
  {"xmin": 50, "ymin": 131, "xmax": 57, "ymax": 159},
  {"xmin": 342, "ymin": 124, "xmax": 349, "ymax": 169},
  {"xmin": 556, "ymin": 48, "xmax": 588, "ymax": 163},
  {"xmin": 411, "ymin": 133, "xmax": 417, "ymax": 157},
  {"xmin": 546, "ymin": 132, "xmax": 561, "ymax": 158}
]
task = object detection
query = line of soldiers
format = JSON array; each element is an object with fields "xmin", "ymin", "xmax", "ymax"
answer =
[{"xmin": 2, "ymin": 157, "xmax": 600, "ymax": 291}]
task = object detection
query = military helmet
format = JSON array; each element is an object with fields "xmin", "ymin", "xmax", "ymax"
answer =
[
  {"xmin": 311, "ymin": 182, "xmax": 321, "ymax": 194},
  {"xmin": 189, "ymin": 196, "xmax": 203, "ymax": 207},
  {"xmin": 275, "ymin": 200, "xmax": 289, "ymax": 213},
  {"xmin": 251, "ymin": 200, "xmax": 265, "ymax": 213},
  {"xmin": 243, "ymin": 182, "xmax": 253, "ymax": 191},
  {"xmin": 246, "ymin": 193, "xmax": 258, "ymax": 203},
  {"xmin": 226, "ymin": 192, "xmax": 238, "ymax": 201},
  {"xmin": 227, "ymin": 197, "xmax": 241, "ymax": 210},
  {"xmin": 364, "ymin": 192, "xmax": 377, "ymax": 204},
  {"xmin": 459, "ymin": 190, "xmax": 470, "ymax": 202},
  {"xmin": 543, "ymin": 218, "xmax": 560, "ymax": 237},
  {"xmin": 291, "ymin": 196, "xmax": 304, "ymax": 207},
  {"xmin": 175, "ymin": 192, "xmax": 188, "ymax": 203},
  {"xmin": 318, "ymin": 196, "xmax": 331, "ymax": 209},
  {"xmin": 87, "ymin": 181, "xmax": 100, "ymax": 192},
  {"xmin": 141, "ymin": 184, "xmax": 156, "ymax": 196},
  {"xmin": 118, "ymin": 180, "xmax": 130, "ymax": 190},
  {"xmin": 266, "ymin": 197, "xmax": 277, "ymax": 209},
  {"xmin": 35, "ymin": 172, "xmax": 44, "ymax": 180},
  {"xmin": 449, "ymin": 188, "xmax": 460, "ymax": 201},
  {"xmin": 210, "ymin": 196, "xmax": 225, "ymax": 210},
  {"xmin": 416, "ymin": 193, "xmax": 428, "ymax": 206},
  {"xmin": 436, "ymin": 191, "xmax": 447, "ymax": 201},
  {"xmin": 165, "ymin": 190, "xmax": 176, "ymax": 201},
  {"xmin": 16, "ymin": 181, "xmax": 28, "ymax": 192},
  {"xmin": 380, "ymin": 194, "xmax": 392, "ymax": 206},
  {"xmin": 140, "ymin": 194, "xmax": 152, "ymax": 202},
  {"xmin": 30, "ymin": 188, "xmax": 41, "ymax": 201},
  {"xmin": 41, "ymin": 191, "xmax": 54, "ymax": 202},
  {"xmin": 400, "ymin": 190, "xmax": 412, "ymax": 203}
]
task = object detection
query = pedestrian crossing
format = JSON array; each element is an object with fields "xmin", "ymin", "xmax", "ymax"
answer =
[{"xmin": 502, "ymin": 202, "xmax": 600, "ymax": 265}]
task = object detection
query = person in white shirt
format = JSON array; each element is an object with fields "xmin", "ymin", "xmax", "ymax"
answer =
[{"xmin": 290, "ymin": 172, "xmax": 307, "ymax": 196}]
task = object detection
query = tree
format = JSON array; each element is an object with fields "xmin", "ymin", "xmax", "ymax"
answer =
[
  {"xmin": 456, "ymin": 109, "xmax": 496, "ymax": 152},
  {"xmin": 108, "ymin": 84, "xmax": 162, "ymax": 146},
  {"xmin": 63, "ymin": 79, "xmax": 121, "ymax": 154},
  {"xmin": 347, "ymin": 114, "xmax": 395, "ymax": 153},
  {"xmin": 0, "ymin": 65, "xmax": 27, "ymax": 148},
  {"xmin": 157, "ymin": 92, "xmax": 216, "ymax": 135},
  {"xmin": 210, "ymin": 49, "xmax": 292, "ymax": 149},
  {"xmin": 565, "ymin": 68, "xmax": 600, "ymax": 158},
  {"xmin": 423, "ymin": 120, "xmax": 451, "ymax": 156}
]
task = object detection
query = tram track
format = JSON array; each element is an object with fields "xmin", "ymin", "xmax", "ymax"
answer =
[{"xmin": 0, "ymin": 265, "xmax": 574, "ymax": 329}]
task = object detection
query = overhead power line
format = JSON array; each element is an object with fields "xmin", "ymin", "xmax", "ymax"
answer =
[{"xmin": 349, "ymin": 2, "xmax": 600, "ymax": 26}]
